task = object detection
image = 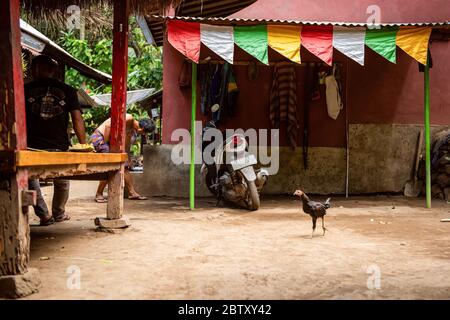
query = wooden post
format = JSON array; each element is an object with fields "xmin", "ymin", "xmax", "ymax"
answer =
[
  {"xmin": 0, "ymin": 0, "xmax": 40, "ymax": 298},
  {"xmin": 424, "ymin": 57, "xmax": 431, "ymax": 209},
  {"xmin": 97, "ymin": 0, "xmax": 131, "ymax": 229}
]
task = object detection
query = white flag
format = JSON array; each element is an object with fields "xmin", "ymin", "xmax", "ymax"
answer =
[
  {"xmin": 200, "ymin": 25, "xmax": 234, "ymax": 64},
  {"xmin": 333, "ymin": 26, "xmax": 366, "ymax": 66}
]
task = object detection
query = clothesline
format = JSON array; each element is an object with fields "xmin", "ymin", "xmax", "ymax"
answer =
[{"xmin": 197, "ymin": 58, "xmax": 343, "ymax": 67}]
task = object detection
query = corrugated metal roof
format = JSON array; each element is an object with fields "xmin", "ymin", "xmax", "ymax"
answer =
[
  {"xmin": 20, "ymin": 19, "xmax": 112, "ymax": 84},
  {"xmin": 145, "ymin": 0, "xmax": 257, "ymax": 46},
  {"xmin": 153, "ymin": 15, "xmax": 450, "ymax": 27},
  {"xmin": 92, "ymin": 89, "xmax": 157, "ymax": 107}
]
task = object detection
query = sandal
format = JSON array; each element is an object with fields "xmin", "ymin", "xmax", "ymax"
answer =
[
  {"xmin": 54, "ymin": 214, "xmax": 71, "ymax": 223},
  {"xmin": 39, "ymin": 216, "xmax": 55, "ymax": 226},
  {"xmin": 95, "ymin": 195, "xmax": 108, "ymax": 203},
  {"xmin": 128, "ymin": 195, "xmax": 148, "ymax": 200}
]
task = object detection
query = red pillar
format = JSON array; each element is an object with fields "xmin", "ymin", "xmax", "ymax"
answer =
[
  {"xmin": 0, "ymin": 0, "xmax": 40, "ymax": 298},
  {"xmin": 0, "ymin": 0, "xmax": 27, "ymax": 151},
  {"xmin": 110, "ymin": 0, "xmax": 129, "ymax": 153},
  {"xmin": 106, "ymin": 0, "xmax": 130, "ymax": 221}
]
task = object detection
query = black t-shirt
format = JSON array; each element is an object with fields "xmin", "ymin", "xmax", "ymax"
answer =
[{"xmin": 25, "ymin": 78, "xmax": 81, "ymax": 151}]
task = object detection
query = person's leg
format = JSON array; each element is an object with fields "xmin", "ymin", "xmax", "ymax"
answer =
[
  {"xmin": 124, "ymin": 170, "xmax": 147, "ymax": 200},
  {"xmin": 28, "ymin": 179, "xmax": 54, "ymax": 225},
  {"xmin": 124, "ymin": 170, "xmax": 138, "ymax": 196},
  {"xmin": 52, "ymin": 179, "xmax": 70, "ymax": 221},
  {"xmin": 95, "ymin": 180, "xmax": 108, "ymax": 199},
  {"xmin": 92, "ymin": 134, "xmax": 110, "ymax": 202}
]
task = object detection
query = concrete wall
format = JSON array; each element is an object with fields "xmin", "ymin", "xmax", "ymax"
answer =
[{"xmin": 348, "ymin": 124, "xmax": 449, "ymax": 193}]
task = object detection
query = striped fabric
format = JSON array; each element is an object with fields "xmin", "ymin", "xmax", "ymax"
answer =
[{"xmin": 270, "ymin": 62, "xmax": 299, "ymax": 148}]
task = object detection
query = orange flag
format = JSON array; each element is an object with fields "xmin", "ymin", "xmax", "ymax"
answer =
[{"xmin": 396, "ymin": 27, "xmax": 432, "ymax": 65}]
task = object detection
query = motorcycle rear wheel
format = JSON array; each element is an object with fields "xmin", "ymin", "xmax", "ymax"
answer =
[{"xmin": 247, "ymin": 180, "xmax": 260, "ymax": 211}]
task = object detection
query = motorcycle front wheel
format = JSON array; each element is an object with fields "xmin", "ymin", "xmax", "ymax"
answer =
[
  {"xmin": 205, "ymin": 170, "xmax": 218, "ymax": 196},
  {"xmin": 246, "ymin": 180, "xmax": 260, "ymax": 211}
]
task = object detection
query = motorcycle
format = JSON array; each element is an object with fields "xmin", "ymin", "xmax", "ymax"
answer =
[{"xmin": 201, "ymin": 121, "xmax": 269, "ymax": 211}]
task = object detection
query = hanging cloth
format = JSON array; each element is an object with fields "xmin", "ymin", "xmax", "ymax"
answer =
[
  {"xmin": 208, "ymin": 63, "xmax": 239, "ymax": 123},
  {"xmin": 325, "ymin": 65, "xmax": 344, "ymax": 120},
  {"xmin": 200, "ymin": 63, "xmax": 215, "ymax": 115},
  {"xmin": 220, "ymin": 62, "xmax": 239, "ymax": 118},
  {"xmin": 270, "ymin": 62, "xmax": 299, "ymax": 148},
  {"xmin": 303, "ymin": 63, "xmax": 320, "ymax": 169}
]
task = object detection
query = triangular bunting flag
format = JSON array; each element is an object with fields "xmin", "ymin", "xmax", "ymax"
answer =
[
  {"xmin": 234, "ymin": 25, "xmax": 269, "ymax": 65},
  {"xmin": 268, "ymin": 25, "xmax": 302, "ymax": 64},
  {"xmin": 301, "ymin": 26, "xmax": 333, "ymax": 65},
  {"xmin": 200, "ymin": 24, "xmax": 234, "ymax": 64},
  {"xmin": 333, "ymin": 26, "xmax": 366, "ymax": 66},
  {"xmin": 396, "ymin": 27, "xmax": 432, "ymax": 65},
  {"xmin": 365, "ymin": 27, "xmax": 398, "ymax": 63},
  {"xmin": 167, "ymin": 20, "xmax": 201, "ymax": 63}
]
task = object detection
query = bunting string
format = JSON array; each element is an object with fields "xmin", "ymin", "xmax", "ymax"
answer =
[{"xmin": 167, "ymin": 21, "xmax": 432, "ymax": 66}]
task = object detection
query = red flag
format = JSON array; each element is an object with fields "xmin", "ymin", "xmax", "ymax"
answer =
[
  {"xmin": 301, "ymin": 26, "xmax": 333, "ymax": 65},
  {"xmin": 167, "ymin": 20, "xmax": 201, "ymax": 63}
]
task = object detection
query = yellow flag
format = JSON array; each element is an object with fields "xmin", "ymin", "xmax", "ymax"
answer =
[
  {"xmin": 396, "ymin": 27, "xmax": 432, "ymax": 65},
  {"xmin": 268, "ymin": 25, "xmax": 302, "ymax": 63}
]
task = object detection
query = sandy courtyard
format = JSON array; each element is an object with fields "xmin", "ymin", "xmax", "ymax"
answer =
[{"xmin": 23, "ymin": 181, "xmax": 450, "ymax": 300}]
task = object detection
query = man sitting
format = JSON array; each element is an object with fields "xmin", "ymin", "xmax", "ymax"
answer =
[
  {"xmin": 25, "ymin": 55, "xmax": 87, "ymax": 226},
  {"xmin": 91, "ymin": 114, "xmax": 155, "ymax": 202}
]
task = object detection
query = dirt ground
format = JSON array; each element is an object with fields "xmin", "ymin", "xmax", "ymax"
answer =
[{"xmin": 24, "ymin": 181, "xmax": 450, "ymax": 300}]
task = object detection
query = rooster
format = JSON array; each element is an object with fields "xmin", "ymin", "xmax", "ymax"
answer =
[{"xmin": 293, "ymin": 190, "xmax": 331, "ymax": 238}]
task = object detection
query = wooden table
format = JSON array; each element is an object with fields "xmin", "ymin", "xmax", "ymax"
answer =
[{"xmin": 15, "ymin": 151, "xmax": 128, "ymax": 180}]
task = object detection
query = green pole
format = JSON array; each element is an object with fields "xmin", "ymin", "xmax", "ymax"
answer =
[
  {"xmin": 424, "ymin": 57, "xmax": 431, "ymax": 209},
  {"xmin": 190, "ymin": 62, "xmax": 197, "ymax": 210}
]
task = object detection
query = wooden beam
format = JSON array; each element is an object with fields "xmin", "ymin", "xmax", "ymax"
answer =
[
  {"xmin": 107, "ymin": 0, "xmax": 130, "ymax": 222},
  {"xmin": 16, "ymin": 151, "xmax": 127, "ymax": 167},
  {"xmin": 0, "ymin": 0, "xmax": 40, "ymax": 298},
  {"xmin": 26, "ymin": 163, "xmax": 123, "ymax": 180}
]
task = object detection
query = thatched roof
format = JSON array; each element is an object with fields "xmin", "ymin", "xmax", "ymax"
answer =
[
  {"xmin": 21, "ymin": 0, "xmax": 182, "ymax": 15},
  {"xmin": 21, "ymin": 0, "xmax": 184, "ymax": 40}
]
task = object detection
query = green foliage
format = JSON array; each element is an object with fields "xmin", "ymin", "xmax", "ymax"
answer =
[
  {"xmin": 22, "ymin": 53, "xmax": 28, "ymax": 77},
  {"xmin": 82, "ymin": 104, "xmax": 110, "ymax": 135},
  {"xmin": 58, "ymin": 21, "xmax": 163, "ymax": 95},
  {"xmin": 60, "ymin": 32, "xmax": 113, "ymax": 94},
  {"xmin": 56, "ymin": 19, "xmax": 162, "ymax": 155}
]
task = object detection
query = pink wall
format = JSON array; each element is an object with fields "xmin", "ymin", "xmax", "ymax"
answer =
[
  {"xmin": 348, "ymin": 41, "xmax": 450, "ymax": 124},
  {"xmin": 162, "ymin": 37, "xmax": 450, "ymax": 147}
]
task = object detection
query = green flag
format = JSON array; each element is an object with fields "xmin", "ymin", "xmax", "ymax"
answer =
[
  {"xmin": 365, "ymin": 27, "xmax": 399, "ymax": 63},
  {"xmin": 234, "ymin": 25, "xmax": 269, "ymax": 65}
]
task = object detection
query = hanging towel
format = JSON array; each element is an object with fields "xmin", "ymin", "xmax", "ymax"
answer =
[
  {"xmin": 270, "ymin": 62, "xmax": 299, "ymax": 148},
  {"xmin": 325, "ymin": 65, "xmax": 344, "ymax": 120}
]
